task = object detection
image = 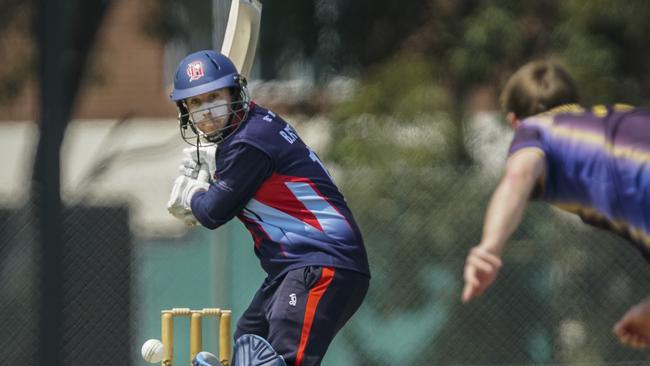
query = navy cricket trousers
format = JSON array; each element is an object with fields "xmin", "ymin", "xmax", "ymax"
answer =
[{"xmin": 234, "ymin": 266, "xmax": 369, "ymax": 366}]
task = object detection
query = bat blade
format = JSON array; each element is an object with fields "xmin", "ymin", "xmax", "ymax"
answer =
[{"xmin": 220, "ymin": 0, "xmax": 263, "ymax": 79}]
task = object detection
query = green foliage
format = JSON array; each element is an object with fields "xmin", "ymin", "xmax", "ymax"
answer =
[
  {"xmin": 0, "ymin": 58, "xmax": 34, "ymax": 106},
  {"xmin": 326, "ymin": 0, "xmax": 650, "ymax": 173},
  {"xmin": 141, "ymin": 0, "xmax": 213, "ymax": 50},
  {"xmin": 141, "ymin": 0, "xmax": 650, "ymax": 106},
  {"xmin": 552, "ymin": 0, "xmax": 650, "ymax": 105},
  {"xmin": 448, "ymin": 6, "xmax": 524, "ymax": 85},
  {"xmin": 328, "ymin": 54, "xmax": 456, "ymax": 169},
  {"xmin": 334, "ymin": 54, "xmax": 451, "ymax": 120},
  {"xmin": 322, "ymin": 2, "xmax": 650, "ymax": 364},
  {"xmin": 0, "ymin": 1, "xmax": 33, "ymax": 106}
]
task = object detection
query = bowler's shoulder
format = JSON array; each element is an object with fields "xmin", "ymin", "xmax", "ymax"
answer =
[
  {"xmin": 524, "ymin": 104, "xmax": 585, "ymax": 125},
  {"xmin": 524, "ymin": 104, "xmax": 594, "ymax": 128},
  {"xmin": 550, "ymin": 103, "xmax": 647, "ymax": 126}
]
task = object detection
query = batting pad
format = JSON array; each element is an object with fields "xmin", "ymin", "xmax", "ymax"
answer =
[
  {"xmin": 193, "ymin": 351, "xmax": 220, "ymax": 366},
  {"xmin": 232, "ymin": 334, "xmax": 287, "ymax": 366}
]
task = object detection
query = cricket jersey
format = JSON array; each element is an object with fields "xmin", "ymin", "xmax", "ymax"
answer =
[
  {"xmin": 508, "ymin": 104, "xmax": 650, "ymax": 260},
  {"xmin": 191, "ymin": 103, "xmax": 371, "ymax": 279}
]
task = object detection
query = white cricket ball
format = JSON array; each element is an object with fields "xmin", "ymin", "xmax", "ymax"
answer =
[{"xmin": 141, "ymin": 338, "xmax": 164, "ymax": 363}]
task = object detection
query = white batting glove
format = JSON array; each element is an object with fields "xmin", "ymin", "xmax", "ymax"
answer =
[
  {"xmin": 167, "ymin": 203, "xmax": 199, "ymax": 227},
  {"xmin": 181, "ymin": 146, "xmax": 217, "ymax": 181},
  {"xmin": 183, "ymin": 212, "xmax": 199, "ymax": 227},
  {"xmin": 178, "ymin": 160, "xmax": 214, "ymax": 183},
  {"xmin": 168, "ymin": 175, "xmax": 210, "ymax": 210},
  {"xmin": 179, "ymin": 157, "xmax": 200, "ymax": 179},
  {"xmin": 167, "ymin": 174, "xmax": 210, "ymax": 225}
]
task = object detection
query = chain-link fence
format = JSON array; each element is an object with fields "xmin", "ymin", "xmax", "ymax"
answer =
[
  {"xmin": 333, "ymin": 166, "xmax": 650, "ymax": 365},
  {"xmin": 1, "ymin": 123, "xmax": 649, "ymax": 366},
  {"xmin": 0, "ymin": 203, "xmax": 132, "ymax": 366}
]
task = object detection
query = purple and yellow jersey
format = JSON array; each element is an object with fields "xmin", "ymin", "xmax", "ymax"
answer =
[
  {"xmin": 194, "ymin": 104, "xmax": 370, "ymax": 280},
  {"xmin": 508, "ymin": 104, "xmax": 650, "ymax": 260}
]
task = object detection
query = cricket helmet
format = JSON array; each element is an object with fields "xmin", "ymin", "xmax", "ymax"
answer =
[{"xmin": 170, "ymin": 50, "xmax": 250, "ymax": 145}]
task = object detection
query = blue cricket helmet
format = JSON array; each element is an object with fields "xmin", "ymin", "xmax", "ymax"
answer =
[
  {"xmin": 170, "ymin": 50, "xmax": 251, "ymax": 146},
  {"xmin": 170, "ymin": 50, "xmax": 241, "ymax": 102}
]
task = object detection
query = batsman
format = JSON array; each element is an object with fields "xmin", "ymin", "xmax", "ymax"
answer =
[{"xmin": 166, "ymin": 50, "xmax": 370, "ymax": 366}]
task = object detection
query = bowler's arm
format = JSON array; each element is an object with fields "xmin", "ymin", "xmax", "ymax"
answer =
[
  {"xmin": 479, "ymin": 148, "xmax": 545, "ymax": 254},
  {"xmin": 461, "ymin": 148, "xmax": 545, "ymax": 302}
]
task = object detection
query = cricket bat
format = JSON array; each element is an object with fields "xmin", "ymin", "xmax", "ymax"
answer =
[{"xmin": 221, "ymin": 0, "xmax": 263, "ymax": 80}]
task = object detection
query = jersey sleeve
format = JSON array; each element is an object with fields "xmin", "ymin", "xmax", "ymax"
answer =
[
  {"xmin": 191, "ymin": 143, "xmax": 274, "ymax": 229},
  {"xmin": 508, "ymin": 121, "xmax": 546, "ymax": 158}
]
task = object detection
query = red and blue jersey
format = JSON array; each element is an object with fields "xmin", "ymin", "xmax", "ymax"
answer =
[
  {"xmin": 191, "ymin": 104, "xmax": 370, "ymax": 279},
  {"xmin": 508, "ymin": 104, "xmax": 650, "ymax": 260}
]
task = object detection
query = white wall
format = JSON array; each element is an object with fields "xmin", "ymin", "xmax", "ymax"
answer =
[
  {"xmin": 0, "ymin": 114, "xmax": 332, "ymax": 238},
  {"xmin": 0, "ymin": 118, "xmax": 193, "ymax": 237}
]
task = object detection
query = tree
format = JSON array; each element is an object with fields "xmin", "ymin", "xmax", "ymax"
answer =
[
  {"xmin": 323, "ymin": 1, "xmax": 650, "ymax": 364},
  {"xmin": 0, "ymin": 0, "xmax": 34, "ymax": 106}
]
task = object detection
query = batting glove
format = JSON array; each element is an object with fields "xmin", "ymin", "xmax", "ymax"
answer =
[
  {"xmin": 168, "ymin": 205, "xmax": 199, "ymax": 227},
  {"xmin": 167, "ymin": 175, "xmax": 210, "ymax": 225},
  {"xmin": 180, "ymin": 146, "xmax": 217, "ymax": 181}
]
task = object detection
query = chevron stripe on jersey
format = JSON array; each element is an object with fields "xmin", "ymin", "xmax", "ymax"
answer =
[{"xmin": 243, "ymin": 173, "xmax": 353, "ymax": 245}]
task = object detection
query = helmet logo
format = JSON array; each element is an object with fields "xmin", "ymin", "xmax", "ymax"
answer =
[{"xmin": 186, "ymin": 61, "xmax": 204, "ymax": 82}]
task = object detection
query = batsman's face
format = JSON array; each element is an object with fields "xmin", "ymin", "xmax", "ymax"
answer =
[{"xmin": 186, "ymin": 88, "xmax": 232, "ymax": 136}]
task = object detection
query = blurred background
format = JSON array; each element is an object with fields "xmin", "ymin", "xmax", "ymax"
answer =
[{"xmin": 1, "ymin": 0, "xmax": 649, "ymax": 365}]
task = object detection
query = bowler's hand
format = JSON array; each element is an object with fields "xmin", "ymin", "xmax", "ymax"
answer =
[
  {"xmin": 613, "ymin": 297, "xmax": 650, "ymax": 349},
  {"xmin": 462, "ymin": 246, "xmax": 502, "ymax": 303}
]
